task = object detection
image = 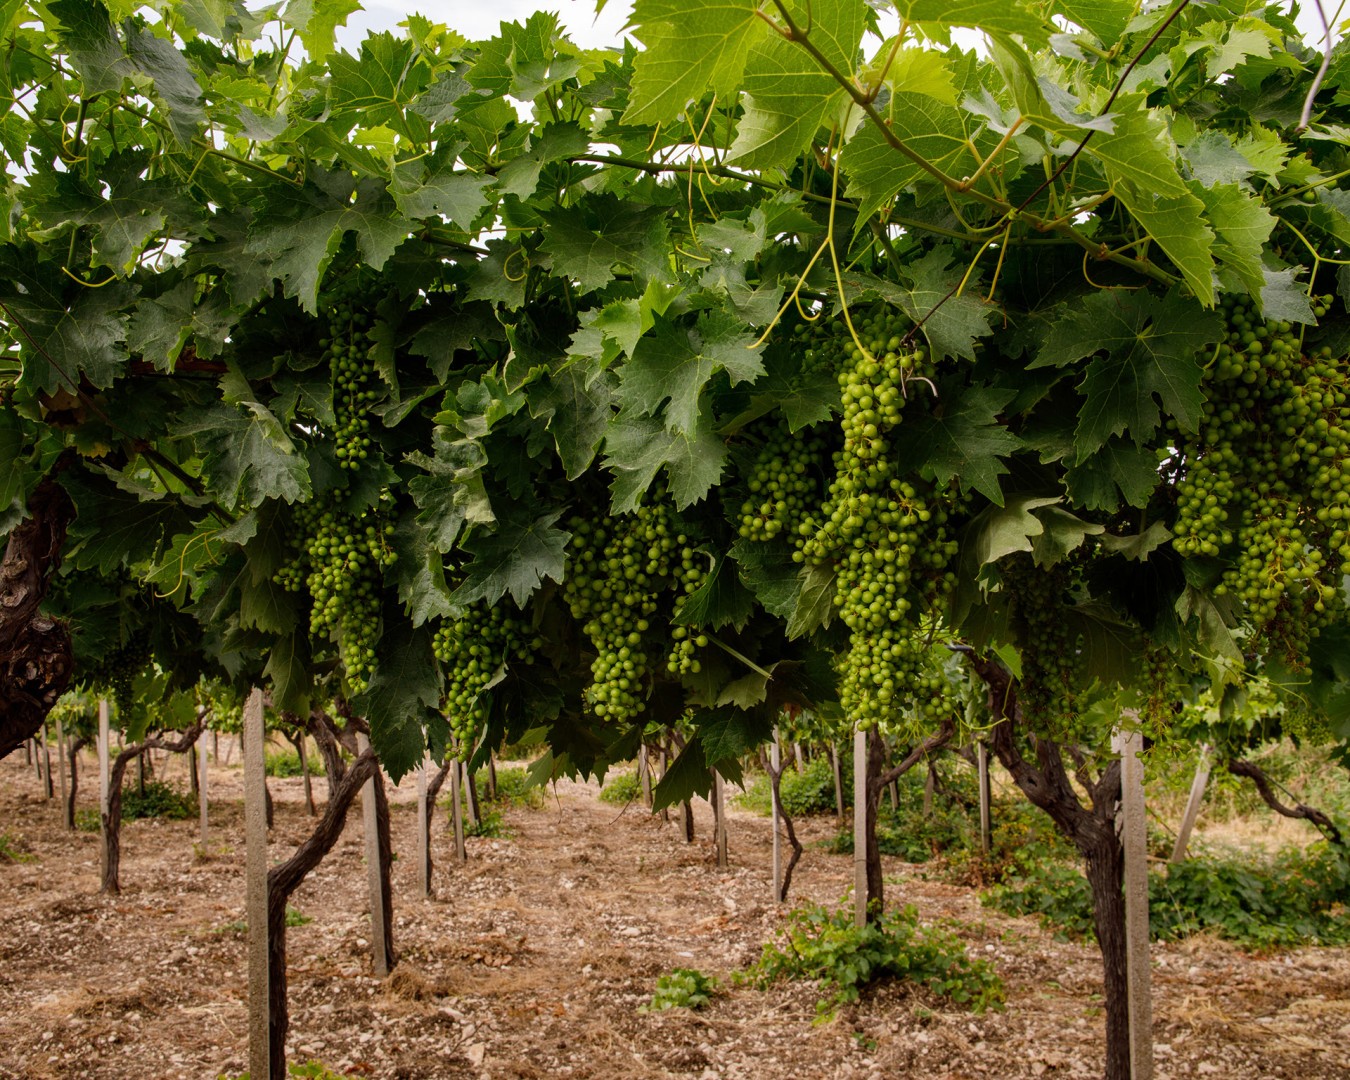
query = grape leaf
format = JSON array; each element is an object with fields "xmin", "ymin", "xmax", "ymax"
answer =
[
  {"xmin": 1192, "ymin": 182, "xmax": 1274, "ymax": 301},
  {"xmin": 466, "ymin": 10, "xmax": 582, "ymax": 101},
  {"xmin": 1260, "ymin": 266, "xmax": 1316, "ymax": 324},
  {"xmin": 726, "ymin": 0, "xmax": 866, "ymax": 170},
  {"xmin": 1112, "ymin": 182, "xmax": 1216, "ymax": 307},
  {"xmin": 127, "ymin": 22, "xmax": 206, "ymax": 145},
  {"xmin": 1054, "ymin": 0, "xmax": 1134, "ymax": 45},
  {"xmin": 538, "ymin": 198, "xmax": 673, "ymax": 293},
  {"xmin": 246, "ymin": 171, "xmax": 411, "ymax": 314},
  {"xmin": 390, "ymin": 160, "xmax": 494, "ymax": 227},
  {"xmin": 1029, "ymin": 505, "xmax": 1104, "ymax": 566},
  {"xmin": 50, "ymin": 0, "xmax": 133, "ymax": 96},
  {"xmin": 618, "ymin": 313, "xmax": 764, "ymax": 434},
  {"xmin": 623, "ymin": 0, "xmax": 768, "ymax": 125},
  {"xmin": 451, "ymin": 505, "xmax": 569, "ymax": 607},
  {"xmin": 353, "ymin": 614, "xmax": 441, "ymax": 782},
  {"xmin": 497, "ymin": 121, "xmax": 591, "ymax": 200},
  {"xmin": 1037, "ymin": 289, "xmax": 1220, "ymax": 459},
  {"xmin": 280, "ymin": 0, "xmax": 361, "ymax": 62},
  {"xmin": 1063, "ymin": 438, "xmax": 1160, "ymax": 510},
  {"xmin": 62, "ymin": 469, "xmax": 192, "ymax": 573},
  {"xmin": 675, "ymin": 551, "xmax": 756, "ymax": 631},
  {"xmin": 527, "ymin": 367, "xmax": 616, "ymax": 480},
  {"xmin": 328, "ymin": 32, "xmax": 430, "ymax": 134},
  {"xmin": 181, "ymin": 401, "xmax": 312, "ymax": 510},
  {"xmin": 890, "ymin": 383, "xmax": 1021, "ymax": 504},
  {"xmin": 603, "ymin": 413, "xmax": 727, "ymax": 512},
  {"xmin": 391, "ymin": 512, "xmax": 454, "ymax": 626}
]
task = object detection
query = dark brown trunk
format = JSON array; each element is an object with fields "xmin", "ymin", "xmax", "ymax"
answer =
[
  {"xmin": 101, "ymin": 721, "xmax": 204, "ymax": 894},
  {"xmin": 863, "ymin": 730, "xmax": 886, "ymax": 914},
  {"xmin": 66, "ymin": 735, "xmax": 87, "ymax": 830},
  {"xmin": 267, "ymin": 752, "xmax": 377, "ymax": 1078},
  {"xmin": 0, "ymin": 474, "xmax": 76, "ymax": 760},
  {"xmin": 762, "ymin": 748, "xmax": 804, "ymax": 903},
  {"xmin": 682, "ymin": 800, "xmax": 695, "ymax": 842},
  {"xmin": 371, "ymin": 766, "xmax": 397, "ymax": 971},
  {"xmin": 966, "ymin": 650, "xmax": 1131, "ymax": 1080},
  {"xmin": 1227, "ymin": 757, "xmax": 1343, "ymax": 845},
  {"xmin": 486, "ymin": 752, "xmax": 497, "ymax": 800},
  {"xmin": 424, "ymin": 759, "xmax": 452, "ymax": 887}
]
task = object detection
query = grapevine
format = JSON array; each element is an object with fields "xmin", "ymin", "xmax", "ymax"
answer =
[{"xmin": 432, "ymin": 601, "xmax": 541, "ymax": 748}]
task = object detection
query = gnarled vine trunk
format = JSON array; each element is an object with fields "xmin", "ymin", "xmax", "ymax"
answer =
[
  {"xmin": 967, "ymin": 652, "xmax": 1131, "ymax": 1080},
  {"xmin": 0, "ymin": 474, "xmax": 76, "ymax": 760}
]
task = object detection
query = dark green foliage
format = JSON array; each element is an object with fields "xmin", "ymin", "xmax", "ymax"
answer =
[
  {"xmin": 983, "ymin": 838, "xmax": 1350, "ymax": 949},
  {"xmin": 743, "ymin": 902, "xmax": 1003, "ymax": 1015},
  {"xmin": 265, "ymin": 747, "xmax": 326, "ymax": 778},
  {"xmin": 121, "ymin": 779, "xmax": 196, "ymax": 820},
  {"xmin": 476, "ymin": 765, "xmax": 544, "ymax": 809},
  {"xmin": 598, "ymin": 770, "xmax": 643, "ymax": 805},
  {"xmin": 737, "ymin": 752, "xmax": 850, "ymax": 817},
  {"xmin": 642, "ymin": 968, "xmax": 718, "ymax": 1011},
  {"xmin": 0, "ymin": 832, "xmax": 36, "ymax": 863}
]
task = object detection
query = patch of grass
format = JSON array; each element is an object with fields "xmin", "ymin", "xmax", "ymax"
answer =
[
  {"xmin": 477, "ymin": 765, "xmax": 544, "ymax": 809},
  {"xmin": 641, "ymin": 968, "xmax": 718, "ymax": 1012},
  {"xmin": 214, "ymin": 906, "xmax": 312, "ymax": 936},
  {"xmin": 122, "ymin": 779, "xmax": 196, "ymax": 820},
  {"xmin": 598, "ymin": 770, "xmax": 643, "ymax": 805},
  {"xmin": 736, "ymin": 753, "xmax": 849, "ymax": 818},
  {"xmin": 742, "ymin": 901, "xmax": 1003, "ymax": 1016},
  {"xmin": 220, "ymin": 1061, "xmax": 358, "ymax": 1080},
  {"xmin": 0, "ymin": 831, "xmax": 37, "ymax": 863},
  {"xmin": 464, "ymin": 808, "xmax": 509, "ymax": 838},
  {"xmin": 982, "ymin": 835, "xmax": 1350, "ymax": 949},
  {"xmin": 265, "ymin": 746, "xmax": 325, "ymax": 778}
]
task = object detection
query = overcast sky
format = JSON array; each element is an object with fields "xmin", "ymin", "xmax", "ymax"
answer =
[
  {"xmin": 334, "ymin": 1, "xmax": 1329, "ymax": 60},
  {"xmin": 336, "ymin": 0, "xmax": 635, "ymax": 50}
]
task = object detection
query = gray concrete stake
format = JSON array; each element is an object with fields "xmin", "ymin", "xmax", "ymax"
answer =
[
  {"xmin": 97, "ymin": 700, "xmax": 110, "ymax": 881},
  {"xmin": 198, "ymin": 724, "xmax": 210, "ymax": 847},
  {"xmin": 770, "ymin": 730, "xmax": 782, "ymax": 902},
  {"xmin": 55, "ymin": 714, "xmax": 68, "ymax": 826},
  {"xmin": 243, "ymin": 687, "xmax": 271, "ymax": 1080},
  {"xmin": 449, "ymin": 758, "xmax": 467, "ymax": 862},
  {"xmin": 712, "ymin": 769, "xmax": 728, "ymax": 869}
]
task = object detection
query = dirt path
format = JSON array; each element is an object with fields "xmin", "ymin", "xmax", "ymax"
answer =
[{"xmin": 0, "ymin": 750, "xmax": 1345, "ymax": 1079}]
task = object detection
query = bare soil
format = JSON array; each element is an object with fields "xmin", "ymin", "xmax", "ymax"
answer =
[{"xmin": 0, "ymin": 747, "xmax": 1346, "ymax": 1080}]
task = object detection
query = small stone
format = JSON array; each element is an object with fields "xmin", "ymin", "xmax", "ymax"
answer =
[{"xmin": 466, "ymin": 1043, "xmax": 487, "ymax": 1066}]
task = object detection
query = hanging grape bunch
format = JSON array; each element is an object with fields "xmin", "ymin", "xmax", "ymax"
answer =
[
  {"xmin": 563, "ymin": 495, "xmax": 686, "ymax": 722},
  {"xmin": 84, "ymin": 630, "xmax": 152, "ymax": 713},
  {"xmin": 1003, "ymin": 554, "xmax": 1082, "ymax": 736},
  {"xmin": 760, "ymin": 307, "xmax": 961, "ymax": 730},
  {"xmin": 1172, "ymin": 294, "xmax": 1349, "ymax": 664},
  {"xmin": 273, "ymin": 492, "xmax": 397, "ymax": 693},
  {"xmin": 318, "ymin": 273, "xmax": 383, "ymax": 471},
  {"xmin": 667, "ymin": 543, "xmax": 711, "ymax": 676},
  {"xmin": 433, "ymin": 601, "xmax": 542, "ymax": 748}
]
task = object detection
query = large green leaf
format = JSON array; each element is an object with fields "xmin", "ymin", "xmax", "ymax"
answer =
[
  {"xmin": 451, "ymin": 505, "xmax": 570, "ymax": 607},
  {"xmin": 891, "ymin": 383, "xmax": 1022, "ymax": 504},
  {"xmin": 726, "ymin": 0, "xmax": 866, "ymax": 170},
  {"xmin": 353, "ymin": 615, "xmax": 441, "ymax": 782},
  {"xmin": 1037, "ymin": 289, "xmax": 1220, "ymax": 458},
  {"xmin": 603, "ymin": 413, "xmax": 727, "ymax": 512},
  {"xmin": 624, "ymin": 0, "xmax": 767, "ymax": 125},
  {"xmin": 182, "ymin": 401, "xmax": 312, "ymax": 510}
]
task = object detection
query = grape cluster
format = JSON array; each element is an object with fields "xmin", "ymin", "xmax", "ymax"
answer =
[
  {"xmin": 737, "ymin": 425, "xmax": 830, "ymax": 543},
  {"xmin": 563, "ymin": 497, "xmax": 685, "ymax": 721},
  {"xmin": 93, "ymin": 630, "xmax": 151, "ymax": 713},
  {"xmin": 1172, "ymin": 295, "xmax": 1349, "ymax": 663},
  {"xmin": 1003, "ymin": 555, "xmax": 1081, "ymax": 734},
  {"xmin": 790, "ymin": 308, "xmax": 959, "ymax": 729},
  {"xmin": 433, "ymin": 602, "xmax": 541, "ymax": 748},
  {"xmin": 274, "ymin": 494, "xmax": 397, "ymax": 693},
  {"xmin": 667, "ymin": 545, "xmax": 710, "ymax": 675},
  {"xmin": 319, "ymin": 277, "xmax": 381, "ymax": 470}
]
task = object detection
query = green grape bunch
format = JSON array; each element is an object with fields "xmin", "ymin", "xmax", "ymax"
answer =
[
  {"xmin": 318, "ymin": 274, "xmax": 384, "ymax": 471},
  {"xmin": 1172, "ymin": 294, "xmax": 1349, "ymax": 665},
  {"xmin": 274, "ymin": 492, "xmax": 398, "ymax": 693},
  {"xmin": 433, "ymin": 601, "xmax": 541, "ymax": 748}
]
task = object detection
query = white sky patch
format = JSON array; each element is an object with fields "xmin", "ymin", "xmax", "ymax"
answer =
[{"xmin": 336, "ymin": 0, "xmax": 636, "ymax": 51}]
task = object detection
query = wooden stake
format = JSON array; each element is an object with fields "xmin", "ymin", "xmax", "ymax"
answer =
[
  {"xmin": 793, "ymin": 742, "xmax": 805, "ymax": 774},
  {"xmin": 243, "ymin": 687, "xmax": 271, "ymax": 1080},
  {"xmin": 830, "ymin": 742, "xmax": 845, "ymax": 823},
  {"xmin": 1114, "ymin": 727, "xmax": 1154, "ymax": 1080},
  {"xmin": 977, "ymin": 741, "xmax": 992, "ymax": 856},
  {"xmin": 712, "ymin": 769, "xmax": 728, "ymax": 869},
  {"xmin": 449, "ymin": 759, "xmax": 467, "ymax": 862},
  {"xmin": 463, "ymin": 761, "xmax": 480, "ymax": 827},
  {"xmin": 1170, "ymin": 744, "xmax": 1211, "ymax": 864},
  {"xmin": 416, "ymin": 753, "xmax": 432, "ymax": 897},
  {"xmin": 40, "ymin": 725, "xmax": 52, "ymax": 799},
  {"xmin": 770, "ymin": 730, "xmax": 782, "ymax": 903},
  {"xmin": 638, "ymin": 744, "xmax": 652, "ymax": 807},
  {"xmin": 922, "ymin": 761, "xmax": 935, "ymax": 817},
  {"xmin": 355, "ymin": 732, "xmax": 391, "ymax": 977},
  {"xmin": 298, "ymin": 735, "xmax": 314, "ymax": 816},
  {"xmin": 853, "ymin": 727, "xmax": 868, "ymax": 929},
  {"xmin": 97, "ymin": 700, "xmax": 110, "ymax": 884},
  {"xmin": 55, "ymin": 714, "xmax": 68, "ymax": 824},
  {"xmin": 198, "ymin": 727, "xmax": 210, "ymax": 847}
]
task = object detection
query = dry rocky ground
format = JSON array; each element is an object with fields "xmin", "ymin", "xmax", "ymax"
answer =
[{"xmin": 0, "ymin": 746, "xmax": 1346, "ymax": 1080}]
